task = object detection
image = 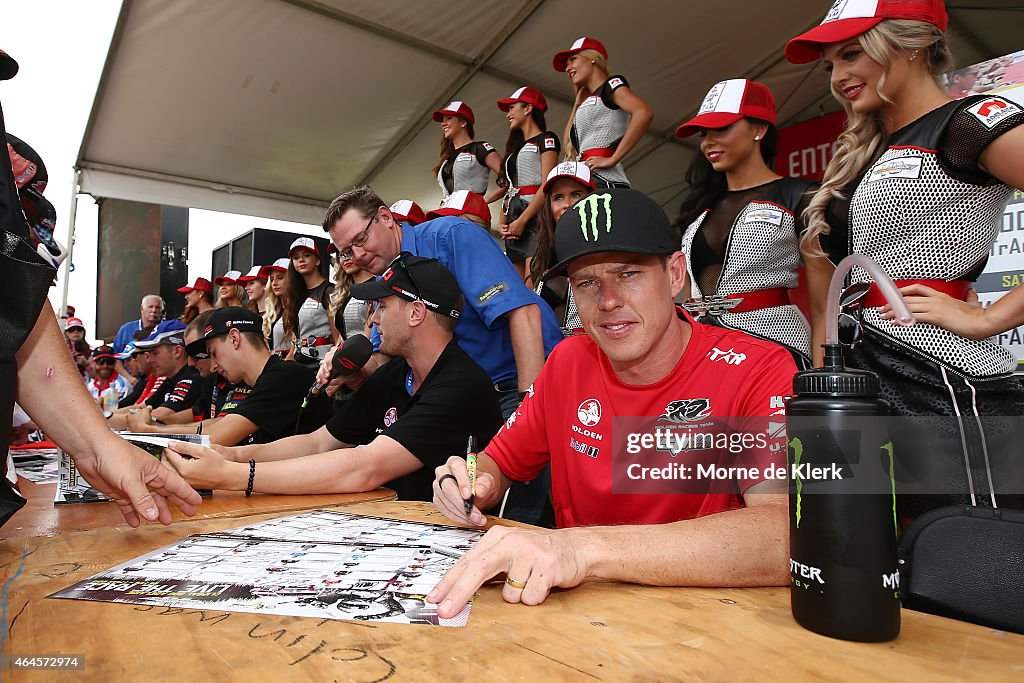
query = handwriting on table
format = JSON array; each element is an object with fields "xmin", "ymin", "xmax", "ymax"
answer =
[{"xmin": 131, "ymin": 606, "xmax": 397, "ymax": 681}]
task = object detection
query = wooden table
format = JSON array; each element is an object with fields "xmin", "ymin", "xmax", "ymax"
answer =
[
  {"xmin": 2, "ymin": 500, "xmax": 1021, "ymax": 681},
  {"xmin": 0, "ymin": 478, "xmax": 396, "ymax": 540}
]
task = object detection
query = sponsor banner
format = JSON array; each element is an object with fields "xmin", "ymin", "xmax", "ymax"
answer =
[{"xmin": 773, "ymin": 111, "xmax": 846, "ymax": 180}]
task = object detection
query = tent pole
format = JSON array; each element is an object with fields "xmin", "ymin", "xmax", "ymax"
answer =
[{"xmin": 58, "ymin": 167, "xmax": 81, "ymax": 320}]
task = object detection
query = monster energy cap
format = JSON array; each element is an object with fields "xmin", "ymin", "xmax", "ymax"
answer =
[{"xmin": 545, "ymin": 188, "xmax": 678, "ymax": 277}]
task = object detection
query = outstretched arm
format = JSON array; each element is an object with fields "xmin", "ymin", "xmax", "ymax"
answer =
[
  {"xmin": 17, "ymin": 302, "xmax": 201, "ymax": 525},
  {"xmin": 428, "ymin": 483, "xmax": 787, "ymax": 617}
]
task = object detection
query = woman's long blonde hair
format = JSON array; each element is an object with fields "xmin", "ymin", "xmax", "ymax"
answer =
[
  {"xmin": 262, "ymin": 287, "xmax": 282, "ymax": 342},
  {"xmin": 801, "ymin": 19, "xmax": 953, "ymax": 254},
  {"xmin": 328, "ymin": 256, "xmax": 355, "ymax": 322},
  {"xmin": 564, "ymin": 48, "xmax": 610, "ymax": 161}
]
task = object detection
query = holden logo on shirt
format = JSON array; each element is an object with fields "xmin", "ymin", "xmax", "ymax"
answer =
[
  {"xmin": 745, "ymin": 207, "xmax": 784, "ymax": 227},
  {"xmin": 383, "ymin": 407, "xmax": 398, "ymax": 428},
  {"xmin": 661, "ymin": 399, "xmax": 712, "ymax": 423},
  {"xmin": 577, "ymin": 398, "xmax": 602, "ymax": 427},
  {"xmin": 866, "ymin": 156, "xmax": 923, "ymax": 183}
]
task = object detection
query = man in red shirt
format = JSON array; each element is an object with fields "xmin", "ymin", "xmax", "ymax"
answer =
[{"xmin": 429, "ymin": 188, "xmax": 797, "ymax": 616}]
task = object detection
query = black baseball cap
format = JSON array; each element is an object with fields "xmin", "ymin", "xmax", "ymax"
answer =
[
  {"xmin": 92, "ymin": 345, "xmax": 117, "ymax": 361},
  {"xmin": 544, "ymin": 188, "xmax": 679, "ymax": 277},
  {"xmin": 350, "ymin": 253, "xmax": 462, "ymax": 320},
  {"xmin": 185, "ymin": 306, "xmax": 263, "ymax": 357}
]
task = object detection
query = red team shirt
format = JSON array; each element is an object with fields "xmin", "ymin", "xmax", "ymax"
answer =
[{"xmin": 487, "ymin": 310, "xmax": 797, "ymax": 528}]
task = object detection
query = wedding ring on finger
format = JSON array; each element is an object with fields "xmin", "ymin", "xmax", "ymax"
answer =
[{"xmin": 505, "ymin": 576, "xmax": 528, "ymax": 589}]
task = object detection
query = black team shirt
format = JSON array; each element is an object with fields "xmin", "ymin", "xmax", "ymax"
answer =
[
  {"xmin": 325, "ymin": 341, "xmax": 504, "ymax": 502},
  {"xmin": 145, "ymin": 364, "xmax": 201, "ymax": 412},
  {"xmin": 229, "ymin": 355, "xmax": 331, "ymax": 444}
]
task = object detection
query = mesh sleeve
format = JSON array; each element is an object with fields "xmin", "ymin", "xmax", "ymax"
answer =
[
  {"xmin": 598, "ymin": 75, "xmax": 630, "ymax": 110},
  {"xmin": 938, "ymin": 96, "xmax": 1024, "ymax": 185}
]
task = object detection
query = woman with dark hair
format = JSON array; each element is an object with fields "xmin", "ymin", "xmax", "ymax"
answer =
[
  {"xmin": 529, "ymin": 161, "xmax": 597, "ymax": 335},
  {"xmin": 214, "ymin": 270, "xmax": 246, "ymax": 308},
  {"xmin": 431, "ymin": 101, "xmax": 503, "ymax": 203},
  {"xmin": 496, "ymin": 87, "xmax": 560, "ymax": 284},
  {"xmin": 786, "ymin": 0, "xmax": 1024, "ymax": 515},
  {"xmin": 177, "ymin": 277, "xmax": 214, "ymax": 324},
  {"xmin": 282, "ymin": 237, "xmax": 336, "ymax": 360},
  {"xmin": 675, "ymin": 79, "xmax": 830, "ymax": 369},
  {"xmin": 554, "ymin": 36, "xmax": 653, "ymax": 189}
]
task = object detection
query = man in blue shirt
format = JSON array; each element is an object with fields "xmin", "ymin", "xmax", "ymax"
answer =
[
  {"xmin": 322, "ymin": 186, "xmax": 562, "ymax": 415},
  {"xmin": 321, "ymin": 186, "xmax": 563, "ymax": 524},
  {"xmin": 113, "ymin": 294, "xmax": 164, "ymax": 353}
]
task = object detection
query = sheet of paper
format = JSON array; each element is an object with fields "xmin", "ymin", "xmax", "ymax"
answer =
[{"xmin": 49, "ymin": 509, "xmax": 483, "ymax": 627}]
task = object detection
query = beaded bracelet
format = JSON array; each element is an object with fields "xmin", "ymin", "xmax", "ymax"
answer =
[{"xmin": 245, "ymin": 459, "xmax": 256, "ymax": 497}]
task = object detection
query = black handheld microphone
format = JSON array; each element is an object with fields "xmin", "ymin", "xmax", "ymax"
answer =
[{"xmin": 307, "ymin": 333, "xmax": 373, "ymax": 397}]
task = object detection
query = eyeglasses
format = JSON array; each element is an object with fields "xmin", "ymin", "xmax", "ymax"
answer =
[
  {"xmin": 837, "ymin": 282, "xmax": 870, "ymax": 347},
  {"xmin": 93, "ymin": 358, "xmax": 116, "ymax": 365},
  {"xmin": 336, "ymin": 213, "xmax": 378, "ymax": 262}
]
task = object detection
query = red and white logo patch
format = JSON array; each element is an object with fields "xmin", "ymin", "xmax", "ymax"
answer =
[
  {"xmin": 383, "ymin": 407, "xmax": 398, "ymax": 427},
  {"xmin": 967, "ymin": 97, "xmax": 1021, "ymax": 129},
  {"xmin": 608, "ymin": 77, "xmax": 624, "ymax": 89},
  {"xmin": 544, "ymin": 137, "xmax": 556, "ymax": 150}
]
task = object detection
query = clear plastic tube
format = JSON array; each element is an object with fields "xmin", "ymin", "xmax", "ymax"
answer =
[{"xmin": 825, "ymin": 254, "xmax": 915, "ymax": 345}]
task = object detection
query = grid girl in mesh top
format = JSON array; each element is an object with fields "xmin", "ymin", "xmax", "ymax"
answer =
[
  {"xmin": 786, "ymin": 0, "xmax": 1024, "ymax": 516},
  {"xmin": 675, "ymin": 78, "xmax": 832, "ymax": 369}
]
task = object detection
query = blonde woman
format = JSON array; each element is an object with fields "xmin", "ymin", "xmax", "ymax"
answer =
[
  {"xmin": 554, "ymin": 36, "xmax": 652, "ymax": 188},
  {"xmin": 786, "ymin": 0, "xmax": 1024, "ymax": 515},
  {"xmin": 327, "ymin": 249, "xmax": 373, "ymax": 341},
  {"xmin": 263, "ymin": 258, "xmax": 290, "ymax": 355},
  {"xmin": 214, "ymin": 270, "xmax": 246, "ymax": 308}
]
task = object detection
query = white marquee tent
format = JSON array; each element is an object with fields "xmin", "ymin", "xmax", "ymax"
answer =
[{"xmin": 69, "ymin": 0, "xmax": 1023, "ymax": 246}]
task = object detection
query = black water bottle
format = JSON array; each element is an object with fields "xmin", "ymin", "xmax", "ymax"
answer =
[{"xmin": 787, "ymin": 344, "xmax": 900, "ymax": 642}]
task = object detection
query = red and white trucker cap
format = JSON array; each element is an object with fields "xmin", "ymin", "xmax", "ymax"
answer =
[
  {"xmin": 497, "ymin": 86, "xmax": 549, "ymax": 113},
  {"xmin": 214, "ymin": 270, "xmax": 242, "ymax": 285},
  {"xmin": 432, "ymin": 100, "xmax": 475, "ymax": 125},
  {"xmin": 541, "ymin": 161, "xmax": 596, "ymax": 194},
  {"xmin": 389, "ymin": 199, "xmax": 427, "ymax": 226},
  {"xmin": 785, "ymin": 0, "xmax": 948, "ymax": 64},
  {"xmin": 425, "ymin": 190, "xmax": 491, "ymax": 225},
  {"xmin": 177, "ymin": 276, "xmax": 213, "ymax": 293},
  {"xmin": 289, "ymin": 236, "xmax": 318, "ymax": 256},
  {"xmin": 675, "ymin": 79, "xmax": 776, "ymax": 138},
  {"xmin": 552, "ymin": 36, "xmax": 608, "ymax": 72}
]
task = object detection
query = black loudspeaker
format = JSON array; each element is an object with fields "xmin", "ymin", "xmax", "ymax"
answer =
[{"xmin": 211, "ymin": 229, "xmax": 332, "ymax": 278}]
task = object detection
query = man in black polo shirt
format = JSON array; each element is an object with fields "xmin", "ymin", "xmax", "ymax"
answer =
[
  {"xmin": 107, "ymin": 324, "xmax": 201, "ymax": 430},
  {"xmin": 165, "ymin": 255, "xmax": 503, "ymax": 501},
  {"xmin": 129, "ymin": 307, "xmax": 330, "ymax": 444},
  {"xmin": 125, "ymin": 310, "xmax": 253, "ymax": 428}
]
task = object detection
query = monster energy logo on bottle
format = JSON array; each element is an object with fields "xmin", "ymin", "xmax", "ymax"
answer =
[{"xmin": 573, "ymin": 193, "xmax": 613, "ymax": 241}]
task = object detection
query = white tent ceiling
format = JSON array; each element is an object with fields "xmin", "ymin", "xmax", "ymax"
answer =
[{"xmin": 76, "ymin": 0, "xmax": 1024, "ymax": 225}]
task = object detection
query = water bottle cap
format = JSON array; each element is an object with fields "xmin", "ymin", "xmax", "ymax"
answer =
[{"xmin": 793, "ymin": 366, "xmax": 880, "ymax": 397}]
